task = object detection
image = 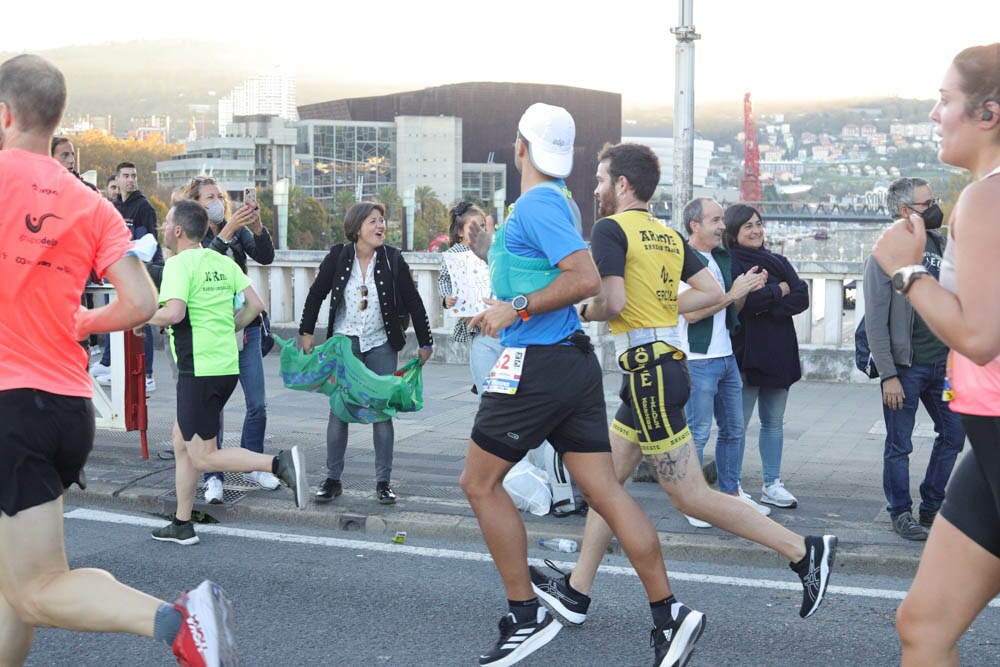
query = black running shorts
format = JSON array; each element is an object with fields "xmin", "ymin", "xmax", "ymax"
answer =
[
  {"xmin": 471, "ymin": 345, "xmax": 611, "ymax": 462},
  {"xmin": 940, "ymin": 414, "xmax": 1000, "ymax": 558},
  {"xmin": 611, "ymin": 341, "xmax": 692, "ymax": 455},
  {"xmin": 0, "ymin": 389, "xmax": 94, "ymax": 517},
  {"xmin": 176, "ymin": 374, "xmax": 239, "ymax": 441}
]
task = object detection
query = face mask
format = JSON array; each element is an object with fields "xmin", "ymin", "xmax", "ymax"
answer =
[
  {"xmin": 205, "ymin": 199, "xmax": 225, "ymax": 223},
  {"xmin": 920, "ymin": 203, "xmax": 944, "ymax": 230}
]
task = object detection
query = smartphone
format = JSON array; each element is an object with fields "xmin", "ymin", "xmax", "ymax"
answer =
[{"xmin": 244, "ymin": 186, "xmax": 257, "ymax": 208}]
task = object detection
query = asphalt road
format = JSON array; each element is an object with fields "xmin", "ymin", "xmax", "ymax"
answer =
[{"xmin": 19, "ymin": 503, "xmax": 1000, "ymax": 666}]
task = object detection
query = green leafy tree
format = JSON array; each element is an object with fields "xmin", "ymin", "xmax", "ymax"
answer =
[{"xmin": 258, "ymin": 186, "xmax": 339, "ymax": 250}]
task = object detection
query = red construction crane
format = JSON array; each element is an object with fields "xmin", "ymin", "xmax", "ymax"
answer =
[{"xmin": 741, "ymin": 92, "xmax": 763, "ymax": 202}]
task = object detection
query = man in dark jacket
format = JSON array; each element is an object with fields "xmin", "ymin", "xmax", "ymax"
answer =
[
  {"xmin": 90, "ymin": 161, "xmax": 163, "ymax": 391},
  {"xmin": 862, "ymin": 177, "xmax": 965, "ymax": 541}
]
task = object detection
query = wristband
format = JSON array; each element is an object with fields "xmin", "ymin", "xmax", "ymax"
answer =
[{"xmin": 420, "ymin": 345, "xmax": 433, "ymax": 350}]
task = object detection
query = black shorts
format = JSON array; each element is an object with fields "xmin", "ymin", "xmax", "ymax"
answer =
[
  {"xmin": 940, "ymin": 414, "xmax": 1000, "ymax": 558},
  {"xmin": 176, "ymin": 374, "xmax": 239, "ymax": 441},
  {"xmin": 611, "ymin": 342, "xmax": 692, "ymax": 455},
  {"xmin": 471, "ymin": 345, "xmax": 611, "ymax": 462},
  {"xmin": 0, "ymin": 389, "xmax": 94, "ymax": 517}
]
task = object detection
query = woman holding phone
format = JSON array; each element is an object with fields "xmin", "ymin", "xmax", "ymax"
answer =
[
  {"xmin": 181, "ymin": 176, "xmax": 278, "ymax": 502},
  {"xmin": 873, "ymin": 43, "xmax": 1000, "ymax": 665}
]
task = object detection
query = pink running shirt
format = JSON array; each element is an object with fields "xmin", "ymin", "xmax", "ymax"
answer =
[{"xmin": 0, "ymin": 149, "xmax": 132, "ymax": 397}]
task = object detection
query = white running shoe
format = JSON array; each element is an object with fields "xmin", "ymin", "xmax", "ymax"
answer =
[
  {"xmin": 244, "ymin": 471, "xmax": 281, "ymax": 490},
  {"xmin": 684, "ymin": 513, "xmax": 712, "ymax": 529},
  {"xmin": 761, "ymin": 479, "xmax": 798, "ymax": 508},
  {"xmin": 145, "ymin": 376, "xmax": 156, "ymax": 393},
  {"xmin": 95, "ymin": 374, "xmax": 112, "ymax": 387},
  {"xmin": 738, "ymin": 485, "xmax": 772, "ymax": 516},
  {"xmin": 89, "ymin": 362, "xmax": 110, "ymax": 377},
  {"xmin": 204, "ymin": 477, "xmax": 224, "ymax": 504}
]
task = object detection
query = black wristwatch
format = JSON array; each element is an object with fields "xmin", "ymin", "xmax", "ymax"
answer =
[
  {"xmin": 511, "ymin": 294, "xmax": 530, "ymax": 322},
  {"xmin": 891, "ymin": 265, "xmax": 929, "ymax": 295}
]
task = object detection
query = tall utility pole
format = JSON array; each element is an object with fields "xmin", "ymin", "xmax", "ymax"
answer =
[{"xmin": 670, "ymin": 0, "xmax": 700, "ymax": 218}]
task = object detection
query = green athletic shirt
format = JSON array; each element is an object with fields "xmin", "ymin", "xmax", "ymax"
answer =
[{"xmin": 159, "ymin": 248, "xmax": 252, "ymax": 377}]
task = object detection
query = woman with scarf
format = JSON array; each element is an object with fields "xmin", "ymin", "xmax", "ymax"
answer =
[
  {"xmin": 299, "ymin": 201, "xmax": 433, "ymax": 505},
  {"xmin": 724, "ymin": 204, "xmax": 809, "ymax": 510},
  {"xmin": 182, "ymin": 176, "xmax": 279, "ymax": 501}
]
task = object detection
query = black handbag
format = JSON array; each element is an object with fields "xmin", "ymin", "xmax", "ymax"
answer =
[{"xmin": 260, "ymin": 311, "xmax": 276, "ymax": 357}]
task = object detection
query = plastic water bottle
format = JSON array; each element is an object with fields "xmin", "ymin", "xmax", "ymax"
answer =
[{"xmin": 538, "ymin": 538, "xmax": 578, "ymax": 553}]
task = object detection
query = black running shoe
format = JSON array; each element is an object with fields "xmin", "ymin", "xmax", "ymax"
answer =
[
  {"xmin": 651, "ymin": 602, "xmax": 706, "ymax": 667},
  {"xmin": 791, "ymin": 534, "xmax": 837, "ymax": 618},
  {"xmin": 479, "ymin": 606, "xmax": 561, "ymax": 666},
  {"xmin": 315, "ymin": 478, "xmax": 342, "ymax": 503},
  {"xmin": 530, "ymin": 559, "xmax": 591, "ymax": 625}
]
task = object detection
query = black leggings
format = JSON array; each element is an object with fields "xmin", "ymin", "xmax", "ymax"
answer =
[{"xmin": 939, "ymin": 415, "xmax": 1000, "ymax": 558}]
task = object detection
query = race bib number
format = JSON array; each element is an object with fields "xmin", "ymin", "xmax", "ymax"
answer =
[{"xmin": 483, "ymin": 347, "xmax": 526, "ymax": 395}]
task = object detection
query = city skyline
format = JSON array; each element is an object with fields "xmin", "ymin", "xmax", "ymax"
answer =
[{"xmin": 8, "ymin": 0, "xmax": 999, "ymax": 108}]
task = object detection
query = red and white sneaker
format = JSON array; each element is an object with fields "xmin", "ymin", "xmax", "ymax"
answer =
[{"xmin": 172, "ymin": 580, "xmax": 239, "ymax": 666}]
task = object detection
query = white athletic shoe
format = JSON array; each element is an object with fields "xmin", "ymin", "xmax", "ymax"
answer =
[
  {"xmin": 738, "ymin": 485, "xmax": 772, "ymax": 516},
  {"xmin": 684, "ymin": 513, "xmax": 712, "ymax": 529},
  {"xmin": 204, "ymin": 477, "xmax": 224, "ymax": 504},
  {"xmin": 761, "ymin": 479, "xmax": 799, "ymax": 508},
  {"xmin": 244, "ymin": 471, "xmax": 281, "ymax": 490}
]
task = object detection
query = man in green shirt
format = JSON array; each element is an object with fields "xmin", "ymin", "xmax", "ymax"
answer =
[{"xmin": 146, "ymin": 200, "xmax": 307, "ymax": 546}]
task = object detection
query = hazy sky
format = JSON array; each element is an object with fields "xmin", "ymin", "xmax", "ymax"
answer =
[{"xmin": 9, "ymin": 0, "xmax": 1000, "ymax": 106}]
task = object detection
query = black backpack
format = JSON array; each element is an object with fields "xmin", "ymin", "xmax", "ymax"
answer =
[{"xmin": 855, "ymin": 316, "xmax": 878, "ymax": 378}]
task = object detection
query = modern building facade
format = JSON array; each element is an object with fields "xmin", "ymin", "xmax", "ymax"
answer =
[
  {"xmin": 299, "ymin": 82, "xmax": 621, "ymax": 236},
  {"xmin": 219, "ymin": 67, "xmax": 298, "ymax": 135},
  {"xmin": 623, "ymin": 135, "xmax": 715, "ymax": 189}
]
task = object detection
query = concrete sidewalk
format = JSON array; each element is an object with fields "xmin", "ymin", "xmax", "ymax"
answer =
[{"xmin": 72, "ymin": 344, "xmax": 951, "ymax": 576}]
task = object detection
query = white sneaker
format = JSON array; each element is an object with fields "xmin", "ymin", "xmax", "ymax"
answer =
[
  {"xmin": 761, "ymin": 479, "xmax": 798, "ymax": 508},
  {"xmin": 684, "ymin": 513, "xmax": 712, "ymax": 529},
  {"xmin": 89, "ymin": 362, "xmax": 110, "ymax": 378},
  {"xmin": 95, "ymin": 374, "xmax": 112, "ymax": 387},
  {"xmin": 243, "ymin": 471, "xmax": 280, "ymax": 490},
  {"xmin": 204, "ymin": 477, "xmax": 224, "ymax": 504},
  {"xmin": 145, "ymin": 376, "xmax": 156, "ymax": 393},
  {"xmin": 738, "ymin": 485, "xmax": 772, "ymax": 516},
  {"xmin": 90, "ymin": 345, "xmax": 103, "ymax": 357}
]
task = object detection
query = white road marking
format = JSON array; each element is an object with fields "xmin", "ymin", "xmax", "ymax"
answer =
[{"xmin": 65, "ymin": 508, "xmax": 999, "ymax": 608}]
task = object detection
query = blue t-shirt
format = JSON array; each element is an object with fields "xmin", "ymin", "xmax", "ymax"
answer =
[{"xmin": 497, "ymin": 180, "xmax": 587, "ymax": 347}]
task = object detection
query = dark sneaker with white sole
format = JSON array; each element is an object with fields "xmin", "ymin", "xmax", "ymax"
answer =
[
  {"xmin": 275, "ymin": 446, "xmax": 307, "ymax": 509},
  {"xmin": 530, "ymin": 559, "xmax": 591, "ymax": 625},
  {"xmin": 791, "ymin": 534, "xmax": 837, "ymax": 618},
  {"xmin": 152, "ymin": 521, "xmax": 199, "ymax": 546},
  {"xmin": 651, "ymin": 602, "xmax": 706, "ymax": 667},
  {"xmin": 479, "ymin": 606, "xmax": 561, "ymax": 666},
  {"xmin": 376, "ymin": 481, "xmax": 397, "ymax": 504}
]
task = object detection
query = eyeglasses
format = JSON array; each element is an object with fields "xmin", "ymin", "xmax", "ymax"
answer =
[
  {"xmin": 904, "ymin": 198, "xmax": 939, "ymax": 211},
  {"xmin": 191, "ymin": 176, "xmax": 217, "ymax": 185},
  {"xmin": 359, "ymin": 285, "xmax": 368, "ymax": 311}
]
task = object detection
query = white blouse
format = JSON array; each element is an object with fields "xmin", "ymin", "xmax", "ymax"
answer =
[{"xmin": 332, "ymin": 252, "xmax": 389, "ymax": 352}]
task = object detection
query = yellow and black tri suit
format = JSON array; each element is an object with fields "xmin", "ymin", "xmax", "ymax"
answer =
[{"xmin": 590, "ymin": 209, "xmax": 705, "ymax": 456}]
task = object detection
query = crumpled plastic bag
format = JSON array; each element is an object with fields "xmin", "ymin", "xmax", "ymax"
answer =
[
  {"xmin": 276, "ymin": 334, "xmax": 423, "ymax": 424},
  {"xmin": 503, "ymin": 458, "xmax": 551, "ymax": 516}
]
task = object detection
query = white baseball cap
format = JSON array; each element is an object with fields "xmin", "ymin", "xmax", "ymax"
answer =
[{"xmin": 518, "ymin": 103, "xmax": 575, "ymax": 179}]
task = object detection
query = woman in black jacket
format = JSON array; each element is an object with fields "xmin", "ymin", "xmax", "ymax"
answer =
[
  {"xmin": 299, "ymin": 201, "xmax": 433, "ymax": 505},
  {"xmin": 725, "ymin": 204, "xmax": 809, "ymax": 510}
]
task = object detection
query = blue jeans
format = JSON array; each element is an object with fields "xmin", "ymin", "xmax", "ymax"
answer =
[
  {"xmin": 325, "ymin": 338, "xmax": 398, "ymax": 483},
  {"xmin": 205, "ymin": 324, "xmax": 269, "ymax": 482},
  {"xmin": 470, "ymin": 334, "xmax": 505, "ymax": 395},
  {"xmin": 685, "ymin": 355, "xmax": 745, "ymax": 494},
  {"xmin": 741, "ymin": 383, "xmax": 789, "ymax": 485},
  {"xmin": 101, "ymin": 325, "xmax": 154, "ymax": 376},
  {"xmin": 882, "ymin": 360, "xmax": 965, "ymax": 517}
]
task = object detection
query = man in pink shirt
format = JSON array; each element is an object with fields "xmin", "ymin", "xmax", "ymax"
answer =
[{"xmin": 0, "ymin": 54, "xmax": 238, "ymax": 666}]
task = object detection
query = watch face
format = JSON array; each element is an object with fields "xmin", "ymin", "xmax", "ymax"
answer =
[
  {"xmin": 512, "ymin": 295, "xmax": 527, "ymax": 311},
  {"xmin": 891, "ymin": 271, "xmax": 905, "ymax": 292}
]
